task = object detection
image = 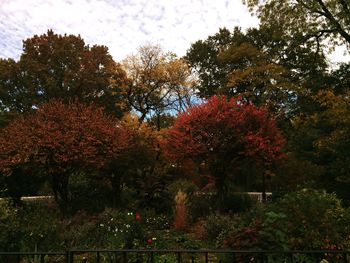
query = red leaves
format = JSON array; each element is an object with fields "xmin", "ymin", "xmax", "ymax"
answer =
[
  {"xmin": 164, "ymin": 95, "xmax": 284, "ymax": 171},
  {"xmin": 0, "ymin": 99, "xmax": 128, "ymax": 175}
]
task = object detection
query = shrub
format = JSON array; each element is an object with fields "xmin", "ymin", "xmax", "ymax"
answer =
[
  {"xmin": 221, "ymin": 192, "xmax": 253, "ymax": 213},
  {"xmin": 16, "ymin": 203, "xmax": 60, "ymax": 251},
  {"xmin": 98, "ymin": 209, "xmax": 158, "ymax": 249},
  {"xmin": 0, "ymin": 200, "xmax": 21, "ymax": 251},
  {"xmin": 203, "ymin": 213, "xmax": 236, "ymax": 243},
  {"xmin": 187, "ymin": 192, "xmax": 215, "ymax": 222},
  {"xmin": 0, "ymin": 200, "xmax": 60, "ymax": 252},
  {"xmin": 58, "ymin": 210, "xmax": 108, "ymax": 249},
  {"xmin": 222, "ymin": 189, "xmax": 350, "ymax": 251},
  {"xmin": 1, "ymin": 167, "xmax": 45, "ymax": 205},
  {"xmin": 167, "ymin": 179, "xmax": 199, "ymax": 198}
]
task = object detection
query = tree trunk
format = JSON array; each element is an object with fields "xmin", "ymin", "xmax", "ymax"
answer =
[
  {"xmin": 52, "ymin": 173, "xmax": 70, "ymax": 213},
  {"xmin": 213, "ymin": 166, "xmax": 227, "ymax": 212},
  {"xmin": 111, "ymin": 173, "xmax": 122, "ymax": 207}
]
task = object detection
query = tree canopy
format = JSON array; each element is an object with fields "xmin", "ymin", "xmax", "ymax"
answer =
[
  {"xmin": 244, "ymin": 0, "xmax": 350, "ymax": 53},
  {"xmin": 0, "ymin": 30, "xmax": 129, "ymax": 123},
  {"xmin": 123, "ymin": 44, "xmax": 197, "ymax": 127},
  {"xmin": 163, "ymin": 96, "xmax": 284, "ymax": 202},
  {"xmin": 0, "ymin": 99, "xmax": 128, "ymax": 206}
]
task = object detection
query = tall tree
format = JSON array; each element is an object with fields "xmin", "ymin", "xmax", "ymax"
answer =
[
  {"xmin": 185, "ymin": 27, "xmax": 327, "ymax": 117},
  {"xmin": 163, "ymin": 96, "xmax": 284, "ymax": 204},
  {"xmin": 244, "ymin": 0, "xmax": 350, "ymax": 53},
  {"xmin": 0, "ymin": 99, "xmax": 128, "ymax": 209},
  {"xmin": 123, "ymin": 44, "xmax": 197, "ymax": 127},
  {"xmin": 0, "ymin": 30, "xmax": 129, "ymax": 121},
  {"xmin": 291, "ymin": 89, "xmax": 350, "ymax": 200}
]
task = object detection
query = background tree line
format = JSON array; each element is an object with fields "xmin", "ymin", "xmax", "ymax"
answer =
[{"xmin": 1, "ymin": 0, "xmax": 350, "ymax": 211}]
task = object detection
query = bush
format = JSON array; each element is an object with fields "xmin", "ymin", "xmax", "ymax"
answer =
[
  {"xmin": 0, "ymin": 200, "xmax": 21, "ymax": 251},
  {"xmin": 69, "ymin": 172, "xmax": 113, "ymax": 213},
  {"xmin": 98, "ymin": 209, "xmax": 164, "ymax": 249},
  {"xmin": 221, "ymin": 192, "xmax": 253, "ymax": 213},
  {"xmin": 274, "ymin": 189, "xmax": 350, "ymax": 249},
  {"xmin": 187, "ymin": 192, "xmax": 215, "ymax": 221},
  {"xmin": 222, "ymin": 189, "xmax": 350, "ymax": 251},
  {"xmin": 1, "ymin": 167, "xmax": 45, "ymax": 205},
  {"xmin": 0, "ymin": 200, "xmax": 60, "ymax": 252},
  {"xmin": 132, "ymin": 172, "xmax": 173, "ymax": 213},
  {"xmin": 203, "ymin": 213, "xmax": 236, "ymax": 243},
  {"xmin": 16, "ymin": 203, "xmax": 60, "ymax": 251},
  {"xmin": 167, "ymin": 179, "xmax": 199, "ymax": 198}
]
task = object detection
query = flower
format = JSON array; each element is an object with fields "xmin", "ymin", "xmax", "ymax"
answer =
[
  {"xmin": 135, "ymin": 212, "xmax": 141, "ymax": 221},
  {"xmin": 147, "ymin": 239, "xmax": 152, "ymax": 245}
]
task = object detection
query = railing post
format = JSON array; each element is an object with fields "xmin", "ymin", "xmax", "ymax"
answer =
[
  {"xmin": 205, "ymin": 252, "xmax": 208, "ymax": 263},
  {"xmin": 259, "ymin": 252, "xmax": 264, "ymax": 263},
  {"xmin": 343, "ymin": 252, "xmax": 348, "ymax": 263},
  {"xmin": 177, "ymin": 252, "xmax": 181, "ymax": 263},
  {"xmin": 231, "ymin": 252, "xmax": 236, "ymax": 263},
  {"xmin": 96, "ymin": 251, "xmax": 100, "ymax": 263},
  {"xmin": 40, "ymin": 253, "xmax": 45, "ymax": 263},
  {"xmin": 123, "ymin": 251, "xmax": 128, "ymax": 263},
  {"xmin": 66, "ymin": 250, "xmax": 74, "ymax": 263},
  {"xmin": 289, "ymin": 252, "xmax": 293, "ymax": 263}
]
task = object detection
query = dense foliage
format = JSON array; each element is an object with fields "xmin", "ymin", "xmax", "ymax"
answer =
[
  {"xmin": 164, "ymin": 96, "xmax": 284, "ymax": 203},
  {"xmin": 0, "ymin": 99, "xmax": 128, "ymax": 208},
  {"xmin": 1, "ymin": 4, "xmax": 350, "ymax": 253}
]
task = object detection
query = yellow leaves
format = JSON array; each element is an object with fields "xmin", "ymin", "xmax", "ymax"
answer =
[{"xmin": 122, "ymin": 44, "xmax": 198, "ymax": 122}]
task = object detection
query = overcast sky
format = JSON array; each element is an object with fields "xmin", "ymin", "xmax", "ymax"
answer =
[
  {"xmin": 1, "ymin": 0, "xmax": 348, "ymax": 64},
  {"xmin": 0, "ymin": 0, "xmax": 259, "ymax": 61}
]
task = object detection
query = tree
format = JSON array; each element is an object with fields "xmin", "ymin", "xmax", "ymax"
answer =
[
  {"xmin": 185, "ymin": 27, "xmax": 327, "ymax": 118},
  {"xmin": 0, "ymin": 30, "xmax": 129, "ymax": 119},
  {"xmin": 123, "ymin": 45, "xmax": 197, "ymax": 127},
  {"xmin": 163, "ymin": 96, "xmax": 284, "ymax": 204},
  {"xmin": 291, "ymin": 90, "xmax": 350, "ymax": 200},
  {"xmin": 108, "ymin": 113, "xmax": 160, "ymax": 206},
  {"xmin": 244, "ymin": 0, "xmax": 350, "ymax": 53},
  {"xmin": 0, "ymin": 99, "xmax": 128, "ymax": 209}
]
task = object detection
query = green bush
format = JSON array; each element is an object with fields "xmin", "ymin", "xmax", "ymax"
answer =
[
  {"xmin": 0, "ymin": 200, "xmax": 60, "ymax": 252},
  {"xmin": 132, "ymin": 172, "xmax": 173, "ymax": 213},
  {"xmin": 187, "ymin": 192, "xmax": 215, "ymax": 221},
  {"xmin": 222, "ymin": 189, "xmax": 350, "ymax": 251},
  {"xmin": 203, "ymin": 213, "xmax": 235, "ymax": 242},
  {"xmin": 167, "ymin": 179, "xmax": 199, "ymax": 198},
  {"xmin": 0, "ymin": 200, "xmax": 21, "ymax": 251},
  {"xmin": 273, "ymin": 189, "xmax": 350, "ymax": 250},
  {"xmin": 221, "ymin": 192, "xmax": 253, "ymax": 213},
  {"xmin": 1, "ymin": 167, "xmax": 45, "ymax": 205},
  {"xmin": 69, "ymin": 172, "xmax": 113, "ymax": 213}
]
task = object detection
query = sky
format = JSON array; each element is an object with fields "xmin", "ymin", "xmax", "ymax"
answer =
[{"xmin": 0, "ymin": 0, "xmax": 259, "ymax": 62}]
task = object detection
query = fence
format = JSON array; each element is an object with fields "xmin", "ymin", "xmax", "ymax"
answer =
[{"xmin": 1, "ymin": 249, "xmax": 349, "ymax": 263}]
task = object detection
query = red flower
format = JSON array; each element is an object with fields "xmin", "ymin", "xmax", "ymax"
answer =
[
  {"xmin": 135, "ymin": 212, "xmax": 141, "ymax": 221},
  {"xmin": 147, "ymin": 239, "xmax": 152, "ymax": 245}
]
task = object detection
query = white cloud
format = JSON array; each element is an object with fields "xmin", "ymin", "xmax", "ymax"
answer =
[{"xmin": 0, "ymin": 0, "xmax": 258, "ymax": 61}]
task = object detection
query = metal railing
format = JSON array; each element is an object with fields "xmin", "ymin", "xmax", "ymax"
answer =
[{"xmin": 1, "ymin": 249, "xmax": 349, "ymax": 263}]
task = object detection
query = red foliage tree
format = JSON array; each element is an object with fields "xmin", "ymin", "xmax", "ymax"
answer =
[
  {"xmin": 0, "ymin": 99, "xmax": 128, "ymax": 208},
  {"xmin": 163, "ymin": 96, "xmax": 284, "ymax": 202}
]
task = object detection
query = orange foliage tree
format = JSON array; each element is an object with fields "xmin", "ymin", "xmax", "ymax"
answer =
[
  {"xmin": 0, "ymin": 30, "xmax": 129, "ymax": 123},
  {"xmin": 163, "ymin": 96, "xmax": 284, "ymax": 203},
  {"xmin": 0, "ymin": 99, "xmax": 128, "ymax": 208}
]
